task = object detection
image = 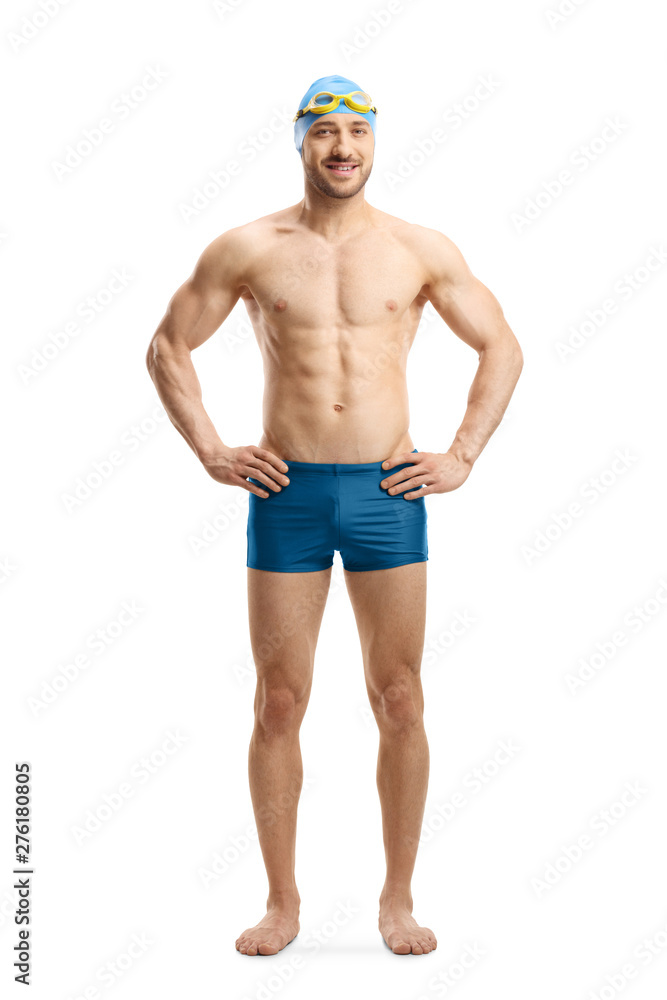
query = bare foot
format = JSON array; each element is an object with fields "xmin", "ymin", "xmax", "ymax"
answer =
[
  {"xmin": 378, "ymin": 899, "xmax": 437, "ymax": 955},
  {"xmin": 236, "ymin": 902, "xmax": 300, "ymax": 956}
]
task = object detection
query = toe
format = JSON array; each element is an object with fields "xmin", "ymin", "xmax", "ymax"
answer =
[{"xmin": 391, "ymin": 938, "xmax": 411, "ymax": 954}]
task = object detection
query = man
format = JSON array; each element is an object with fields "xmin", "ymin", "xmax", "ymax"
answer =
[{"xmin": 146, "ymin": 73, "xmax": 523, "ymax": 957}]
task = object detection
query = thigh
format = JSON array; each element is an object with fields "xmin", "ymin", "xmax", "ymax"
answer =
[
  {"xmin": 247, "ymin": 566, "xmax": 332, "ymax": 696},
  {"xmin": 343, "ymin": 561, "xmax": 427, "ymax": 702}
]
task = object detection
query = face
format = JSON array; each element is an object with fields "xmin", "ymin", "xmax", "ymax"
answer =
[{"xmin": 301, "ymin": 112, "xmax": 374, "ymax": 199}]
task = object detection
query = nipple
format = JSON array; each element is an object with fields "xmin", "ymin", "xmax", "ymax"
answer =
[{"xmin": 274, "ymin": 298, "xmax": 287, "ymax": 312}]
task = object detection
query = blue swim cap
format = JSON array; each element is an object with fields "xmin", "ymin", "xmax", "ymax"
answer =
[{"xmin": 294, "ymin": 74, "xmax": 377, "ymax": 156}]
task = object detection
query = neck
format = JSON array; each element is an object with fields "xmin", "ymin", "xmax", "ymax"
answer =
[{"xmin": 297, "ymin": 184, "xmax": 374, "ymax": 240}]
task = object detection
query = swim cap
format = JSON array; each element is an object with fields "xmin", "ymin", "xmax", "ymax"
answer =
[{"xmin": 294, "ymin": 74, "xmax": 377, "ymax": 156}]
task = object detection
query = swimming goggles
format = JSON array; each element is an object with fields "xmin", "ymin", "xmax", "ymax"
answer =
[{"xmin": 293, "ymin": 91, "xmax": 378, "ymax": 122}]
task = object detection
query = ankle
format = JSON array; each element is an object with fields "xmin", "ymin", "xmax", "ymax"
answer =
[
  {"xmin": 267, "ymin": 890, "xmax": 300, "ymax": 911},
  {"xmin": 379, "ymin": 888, "xmax": 413, "ymax": 910}
]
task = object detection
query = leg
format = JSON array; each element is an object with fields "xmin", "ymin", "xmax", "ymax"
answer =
[
  {"xmin": 344, "ymin": 560, "xmax": 437, "ymax": 955},
  {"xmin": 235, "ymin": 566, "xmax": 331, "ymax": 956}
]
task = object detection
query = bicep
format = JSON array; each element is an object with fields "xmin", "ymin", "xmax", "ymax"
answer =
[
  {"xmin": 424, "ymin": 231, "xmax": 515, "ymax": 354},
  {"xmin": 152, "ymin": 231, "xmax": 244, "ymax": 353}
]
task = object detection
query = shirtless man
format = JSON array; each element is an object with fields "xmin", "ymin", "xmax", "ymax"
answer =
[{"xmin": 146, "ymin": 74, "xmax": 523, "ymax": 957}]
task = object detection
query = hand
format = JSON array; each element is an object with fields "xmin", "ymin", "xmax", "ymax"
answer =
[
  {"xmin": 201, "ymin": 445, "xmax": 290, "ymax": 498},
  {"xmin": 380, "ymin": 450, "xmax": 473, "ymax": 499}
]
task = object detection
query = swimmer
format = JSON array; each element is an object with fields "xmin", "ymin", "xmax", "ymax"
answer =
[{"xmin": 146, "ymin": 73, "xmax": 523, "ymax": 957}]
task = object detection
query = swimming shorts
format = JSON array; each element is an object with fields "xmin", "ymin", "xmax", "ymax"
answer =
[{"xmin": 246, "ymin": 448, "xmax": 428, "ymax": 573}]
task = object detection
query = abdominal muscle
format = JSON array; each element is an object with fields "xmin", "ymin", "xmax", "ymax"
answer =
[{"xmin": 256, "ymin": 340, "xmax": 415, "ymax": 464}]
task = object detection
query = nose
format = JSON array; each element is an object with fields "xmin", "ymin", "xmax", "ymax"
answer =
[{"xmin": 330, "ymin": 135, "xmax": 355, "ymax": 158}]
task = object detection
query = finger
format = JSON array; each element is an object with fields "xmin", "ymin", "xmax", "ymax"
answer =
[
  {"xmin": 248, "ymin": 459, "xmax": 290, "ymax": 485},
  {"xmin": 388, "ymin": 470, "xmax": 425, "ymax": 495},
  {"xmin": 232, "ymin": 472, "xmax": 276, "ymax": 496},
  {"xmin": 244, "ymin": 469, "xmax": 284, "ymax": 492},
  {"xmin": 241, "ymin": 480, "xmax": 270, "ymax": 498},
  {"xmin": 405, "ymin": 485, "xmax": 433, "ymax": 499},
  {"xmin": 255, "ymin": 448, "xmax": 290, "ymax": 475},
  {"xmin": 381, "ymin": 452, "xmax": 412, "ymax": 472},
  {"xmin": 384, "ymin": 470, "xmax": 425, "ymax": 492}
]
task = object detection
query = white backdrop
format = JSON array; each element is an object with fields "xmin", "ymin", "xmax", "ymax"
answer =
[{"xmin": 2, "ymin": 0, "xmax": 667, "ymax": 997}]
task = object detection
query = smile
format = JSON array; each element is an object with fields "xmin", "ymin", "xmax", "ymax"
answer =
[{"xmin": 326, "ymin": 164, "xmax": 358, "ymax": 176}]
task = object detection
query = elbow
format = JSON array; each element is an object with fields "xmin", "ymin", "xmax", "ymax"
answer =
[
  {"xmin": 145, "ymin": 331, "xmax": 171, "ymax": 377},
  {"xmin": 145, "ymin": 336, "xmax": 158, "ymax": 378}
]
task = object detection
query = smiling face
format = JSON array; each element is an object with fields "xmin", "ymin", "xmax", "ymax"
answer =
[{"xmin": 301, "ymin": 112, "xmax": 375, "ymax": 199}]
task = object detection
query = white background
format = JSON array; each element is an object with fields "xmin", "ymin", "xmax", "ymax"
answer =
[{"xmin": 2, "ymin": 0, "xmax": 667, "ymax": 997}]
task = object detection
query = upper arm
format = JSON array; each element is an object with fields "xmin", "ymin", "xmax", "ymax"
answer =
[
  {"xmin": 421, "ymin": 228, "xmax": 521, "ymax": 356},
  {"xmin": 149, "ymin": 228, "xmax": 247, "ymax": 355}
]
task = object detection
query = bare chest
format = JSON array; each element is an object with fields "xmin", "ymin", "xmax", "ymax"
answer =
[{"xmin": 239, "ymin": 231, "xmax": 428, "ymax": 332}]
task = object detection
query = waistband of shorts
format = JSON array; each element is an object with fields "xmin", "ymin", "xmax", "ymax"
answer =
[{"xmin": 283, "ymin": 448, "xmax": 418, "ymax": 475}]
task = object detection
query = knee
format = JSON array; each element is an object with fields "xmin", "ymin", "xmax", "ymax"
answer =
[
  {"xmin": 371, "ymin": 674, "xmax": 422, "ymax": 732},
  {"xmin": 255, "ymin": 685, "xmax": 303, "ymax": 735}
]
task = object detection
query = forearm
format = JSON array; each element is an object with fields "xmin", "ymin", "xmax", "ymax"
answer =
[
  {"xmin": 447, "ymin": 341, "xmax": 523, "ymax": 466},
  {"xmin": 146, "ymin": 338, "xmax": 226, "ymax": 463}
]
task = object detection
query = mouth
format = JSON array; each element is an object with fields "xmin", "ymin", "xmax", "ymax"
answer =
[{"xmin": 325, "ymin": 163, "xmax": 359, "ymax": 177}]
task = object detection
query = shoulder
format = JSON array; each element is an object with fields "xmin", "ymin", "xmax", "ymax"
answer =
[
  {"xmin": 189, "ymin": 210, "xmax": 286, "ymax": 289},
  {"xmin": 390, "ymin": 221, "xmax": 471, "ymax": 283},
  {"xmin": 197, "ymin": 206, "xmax": 297, "ymax": 267}
]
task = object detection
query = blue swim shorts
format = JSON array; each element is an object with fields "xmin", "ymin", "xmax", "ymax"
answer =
[{"xmin": 246, "ymin": 449, "xmax": 428, "ymax": 573}]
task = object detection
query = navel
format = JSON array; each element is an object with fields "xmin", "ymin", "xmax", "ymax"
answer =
[
  {"xmin": 333, "ymin": 404, "xmax": 343, "ymax": 412},
  {"xmin": 386, "ymin": 299, "xmax": 398, "ymax": 311},
  {"xmin": 274, "ymin": 298, "xmax": 287, "ymax": 312}
]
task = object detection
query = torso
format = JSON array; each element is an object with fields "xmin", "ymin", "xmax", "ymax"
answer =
[{"xmin": 236, "ymin": 204, "xmax": 431, "ymax": 463}]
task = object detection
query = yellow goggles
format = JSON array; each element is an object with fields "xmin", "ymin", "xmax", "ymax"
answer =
[{"xmin": 292, "ymin": 90, "xmax": 378, "ymax": 122}]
